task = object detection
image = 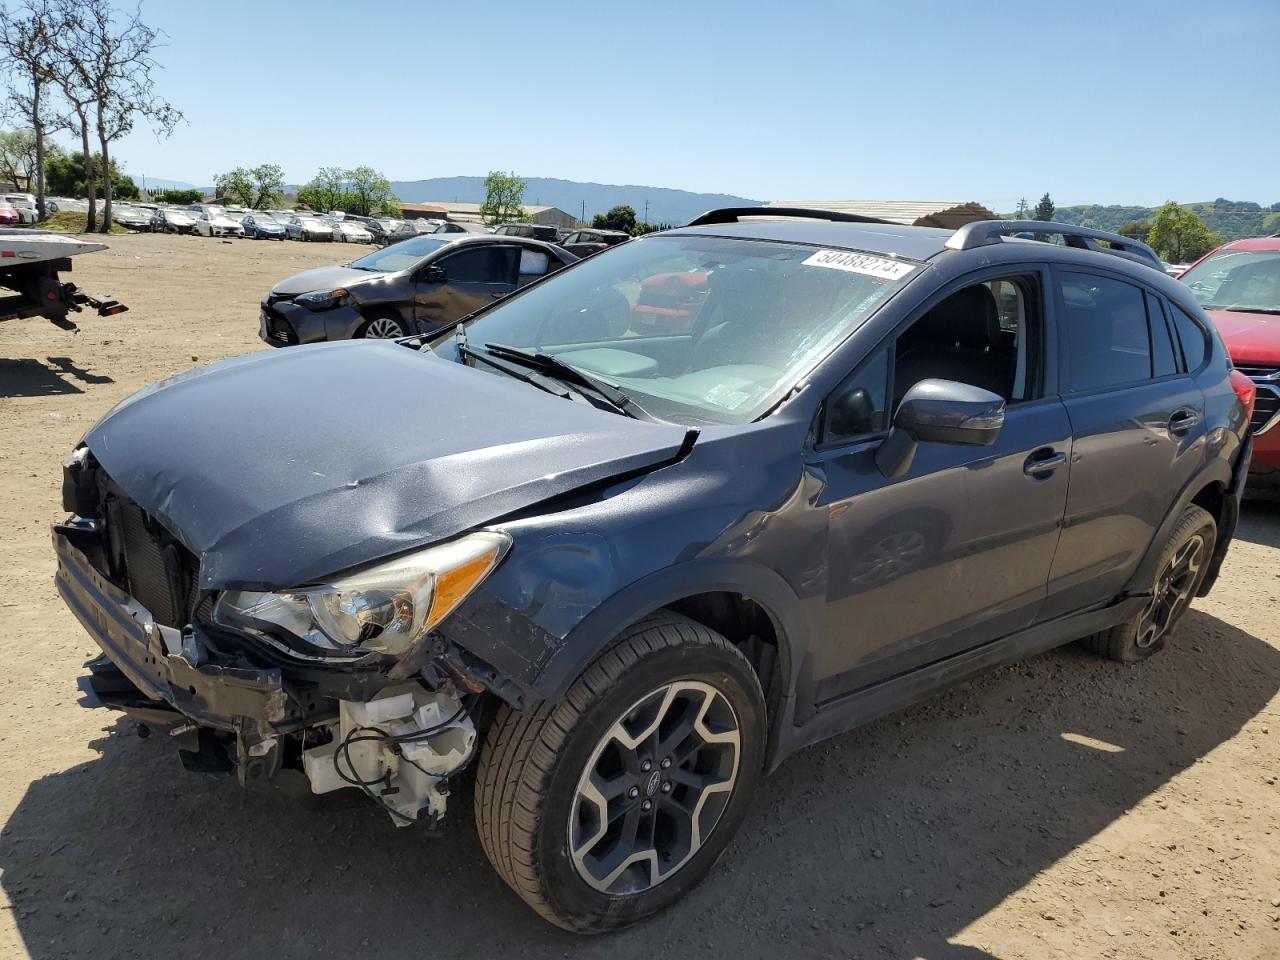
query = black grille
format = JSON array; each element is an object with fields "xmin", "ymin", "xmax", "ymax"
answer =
[
  {"xmin": 261, "ymin": 296, "xmax": 299, "ymax": 345},
  {"xmin": 1252, "ymin": 384, "xmax": 1279, "ymax": 435},
  {"xmin": 104, "ymin": 487, "xmax": 201, "ymax": 629}
]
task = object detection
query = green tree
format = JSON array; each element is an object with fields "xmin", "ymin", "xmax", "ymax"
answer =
[
  {"xmin": 0, "ymin": 128, "xmax": 62, "ymax": 189},
  {"xmin": 1117, "ymin": 220, "xmax": 1151, "ymax": 240},
  {"xmin": 44, "ymin": 150, "xmax": 136, "ymax": 198},
  {"xmin": 214, "ymin": 163, "xmax": 285, "ymax": 208},
  {"xmin": 1147, "ymin": 202, "xmax": 1220, "ymax": 263},
  {"xmin": 153, "ymin": 187, "xmax": 201, "ymax": 204},
  {"xmin": 1033, "ymin": 192, "xmax": 1055, "ymax": 221},
  {"xmin": 343, "ymin": 165, "xmax": 397, "ymax": 216},
  {"xmin": 479, "ymin": 169, "xmax": 527, "ymax": 223},
  {"xmin": 592, "ymin": 204, "xmax": 637, "ymax": 232},
  {"xmin": 631, "ymin": 221, "xmax": 673, "ymax": 237},
  {"xmin": 1013, "ymin": 197, "xmax": 1029, "ymax": 219},
  {"xmin": 295, "ymin": 165, "xmax": 346, "ymax": 212}
]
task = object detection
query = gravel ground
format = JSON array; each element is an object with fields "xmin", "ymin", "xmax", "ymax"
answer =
[{"xmin": 0, "ymin": 232, "xmax": 1277, "ymax": 960}]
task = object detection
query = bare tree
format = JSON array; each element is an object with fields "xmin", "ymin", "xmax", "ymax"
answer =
[
  {"xmin": 48, "ymin": 40, "xmax": 97, "ymax": 230},
  {"xmin": 53, "ymin": 0, "xmax": 180, "ymax": 231},
  {"xmin": 0, "ymin": 0, "xmax": 65, "ymax": 219}
]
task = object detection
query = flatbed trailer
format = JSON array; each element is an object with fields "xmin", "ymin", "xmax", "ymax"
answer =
[{"xmin": 0, "ymin": 229, "xmax": 127, "ymax": 329}]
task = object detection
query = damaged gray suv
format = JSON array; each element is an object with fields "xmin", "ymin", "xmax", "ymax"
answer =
[{"xmin": 54, "ymin": 209, "xmax": 1255, "ymax": 932}]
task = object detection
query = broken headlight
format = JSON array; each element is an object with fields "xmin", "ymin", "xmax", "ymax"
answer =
[
  {"xmin": 212, "ymin": 531, "xmax": 510, "ymax": 656},
  {"xmin": 294, "ymin": 287, "xmax": 348, "ymax": 310}
]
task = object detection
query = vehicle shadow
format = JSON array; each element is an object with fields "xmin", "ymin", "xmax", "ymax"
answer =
[
  {"xmin": 1235, "ymin": 497, "xmax": 1280, "ymax": 548},
  {"xmin": 0, "ymin": 357, "xmax": 113, "ymax": 398},
  {"xmin": 1, "ymin": 609, "xmax": 1275, "ymax": 960}
]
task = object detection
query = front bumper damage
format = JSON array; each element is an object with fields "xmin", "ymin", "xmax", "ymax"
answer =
[
  {"xmin": 54, "ymin": 523, "xmax": 479, "ymax": 826},
  {"xmin": 259, "ymin": 298, "xmax": 368, "ymax": 346}
]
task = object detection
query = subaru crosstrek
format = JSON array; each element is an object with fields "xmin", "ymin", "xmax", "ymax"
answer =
[{"xmin": 54, "ymin": 210, "xmax": 1255, "ymax": 932}]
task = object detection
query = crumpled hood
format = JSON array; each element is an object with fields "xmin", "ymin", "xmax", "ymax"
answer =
[
  {"xmin": 83, "ymin": 341, "xmax": 690, "ymax": 589},
  {"xmin": 270, "ymin": 265, "xmax": 382, "ymax": 296}
]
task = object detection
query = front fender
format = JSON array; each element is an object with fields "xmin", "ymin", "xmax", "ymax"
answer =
[{"xmin": 545, "ymin": 556, "xmax": 809, "ymax": 700}]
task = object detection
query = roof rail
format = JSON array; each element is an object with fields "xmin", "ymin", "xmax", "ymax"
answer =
[
  {"xmin": 945, "ymin": 219, "xmax": 1163, "ymax": 270},
  {"xmin": 686, "ymin": 206, "xmax": 893, "ymax": 227}
]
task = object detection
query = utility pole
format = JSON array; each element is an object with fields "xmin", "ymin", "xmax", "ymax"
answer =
[
  {"xmin": 581, "ymin": 200, "xmax": 585, "ymax": 225},
  {"xmin": 643, "ymin": 199, "xmax": 649, "ymax": 226}
]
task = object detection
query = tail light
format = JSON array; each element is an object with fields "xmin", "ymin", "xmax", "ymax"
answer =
[{"xmin": 1229, "ymin": 368, "xmax": 1257, "ymax": 425}]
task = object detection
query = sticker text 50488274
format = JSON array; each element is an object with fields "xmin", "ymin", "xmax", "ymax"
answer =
[{"xmin": 802, "ymin": 249, "xmax": 916, "ymax": 281}]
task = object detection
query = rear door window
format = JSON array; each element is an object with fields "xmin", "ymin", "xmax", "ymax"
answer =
[
  {"xmin": 518, "ymin": 247, "xmax": 551, "ymax": 280},
  {"xmin": 1058, "ymin": 272, "xmax": 1154, "ymax": 392},
  {"xmin": 441, "ymin": 246, "xmax": 518, "ymax": 284}
]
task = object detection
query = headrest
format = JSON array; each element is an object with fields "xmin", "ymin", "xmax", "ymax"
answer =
[{"xmin": 926, "ymin": 285, "xmax": 1001, "ymax": 348}]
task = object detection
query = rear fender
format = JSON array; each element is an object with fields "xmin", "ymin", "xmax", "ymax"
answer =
[{"xmin": 1122, "ymin": 454, "xmax": 1236, "ymax": 599}]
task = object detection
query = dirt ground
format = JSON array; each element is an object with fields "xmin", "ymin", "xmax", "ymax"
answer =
[{"xmin": 0, "ymin": 232, "xmax": 1276, "ymax": 960}]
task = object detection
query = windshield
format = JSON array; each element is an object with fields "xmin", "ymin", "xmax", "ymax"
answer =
[
  {"xmin": 349, "ymin": 236, "xmax": 450, "ymax": 272},
  {"xmin": 1180, "ymin": 248, "xmax": 1280, "ymax": 313},
  {"xmin": 451, "ymin": 234, "xmax": 916, "ymax": 425}
]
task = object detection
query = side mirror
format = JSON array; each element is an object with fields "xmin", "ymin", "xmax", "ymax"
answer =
[
  {"xmin": 875, "ymin": 378, "xmax": 1006, "ymax": 479},
  {"xmin": 421, "ymin": 264, "xmax": 447, "ymax": 283}
]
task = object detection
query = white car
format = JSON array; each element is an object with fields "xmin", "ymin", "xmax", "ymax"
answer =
[
  {"xmin": 331, "ymin": 219, "xmax": 373, "ymax": 243},
  {"xmin": 194, "ymin": 211, "xmax": 245, "ymax": 238},
  {"xmin": 3, "ymin": 194, "xmax": 38, "ymax": 223}
]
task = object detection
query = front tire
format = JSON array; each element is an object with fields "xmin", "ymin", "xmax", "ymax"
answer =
[
  {"xmin": 1081, "ymin": 504, "xmax": 1216, "ymax": 662},
  {"xmin": 358, "ymin": 313, "xmax": 407, "ymax": 339},
  {"xmin": 474, "ymin": 612, "xmax": 765, "ymax": 933}
]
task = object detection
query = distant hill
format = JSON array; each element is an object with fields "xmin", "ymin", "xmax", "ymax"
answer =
[
  {"xmin": 1004, "ymin": 199, "xmax": 1280, "ymax": 243},
  {"xmin": 389, "ymin": 176, "xmax": 761, "ymax": 226}
]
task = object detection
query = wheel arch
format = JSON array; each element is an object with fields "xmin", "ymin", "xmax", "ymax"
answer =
[
  {"xmin": 544, "ymin": 558, "xmax": 809, "ymax": 768},
  {"xmin": 1123, "ymin": 458, "xmax": 1233, "ymax": 599}
]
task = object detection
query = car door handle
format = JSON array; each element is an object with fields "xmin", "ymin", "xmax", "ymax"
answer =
[
  {"xmin": 1024, "ymin": 448, "xmax": 1067, "ymax": 477},
  {"xmin": 490, "ymin": 292, "xmax": 506, "ymax": 300},
  {"xmin": 1169, "ymin": 408, "xmax": 1200, "ymax": 436}
]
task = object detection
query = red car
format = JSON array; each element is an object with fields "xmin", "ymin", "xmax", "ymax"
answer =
[
  {"xmin": 1179, "ymin": 236, "xmax": 1280, "ymax": 493},
  {"xmin": 0, "ymin": 203, "xmax": 20, "ymax": 225}
]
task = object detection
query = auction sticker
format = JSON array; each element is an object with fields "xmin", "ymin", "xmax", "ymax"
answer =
[{"xmin": 802, "ymin": 249, "xmax": 915, "ymax": 281}]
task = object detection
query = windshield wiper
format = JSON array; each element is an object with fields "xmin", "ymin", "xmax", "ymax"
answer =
[
  {"xmin": 457, "ymin": 342, "xmax": 578, "ymax": 403},
  {"xmin": 1222, "ymin": 306, "xmax": 1280, "ymax": 315},
  {"xmin": 481, "ymin": 342, "xmax": 651, "ymax": 420}
]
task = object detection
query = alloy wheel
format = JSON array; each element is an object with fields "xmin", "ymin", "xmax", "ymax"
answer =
[
  {"xmin": 568, "ymin": 680, "xmax": 740, "ymax": 896},
  {"xmin": 364, "ymin": 317, "xmax": 404, "ymax": 339},
  {"xmin": 1137, "ymin": 533, "xmax": 1205, "ymax": 648}
]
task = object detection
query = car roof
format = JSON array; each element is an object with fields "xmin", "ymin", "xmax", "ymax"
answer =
[{"xmin": 665, "ymin": 219, "xmax": 953, "ymax": 261}]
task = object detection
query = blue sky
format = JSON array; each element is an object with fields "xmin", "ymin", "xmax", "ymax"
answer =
[{"xmin": 99, "ymin": 0, "xmax": 1279, "ymax": 209}]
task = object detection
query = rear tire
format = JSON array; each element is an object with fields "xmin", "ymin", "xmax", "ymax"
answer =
[
  {"xmin": 1081, "ymin": 504, "xmax": 1216, "ymax": 662},
  {"xmin": 474, "ymin": 612, "xmax": 765, "ymax": 933}
]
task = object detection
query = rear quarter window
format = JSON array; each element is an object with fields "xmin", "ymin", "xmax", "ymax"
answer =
[{"xmin": 1169, "ymin": 302, "xmax": 1209, "ymax": 371}]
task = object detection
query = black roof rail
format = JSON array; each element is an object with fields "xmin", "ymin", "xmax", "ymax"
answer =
[
  {"xmin": 686, "ymin": 206, "xmax": 894, "ymax": 227},
  {"xmin": 945, "ymin": 219, "xmax": 1163, "ymax": 270}
]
